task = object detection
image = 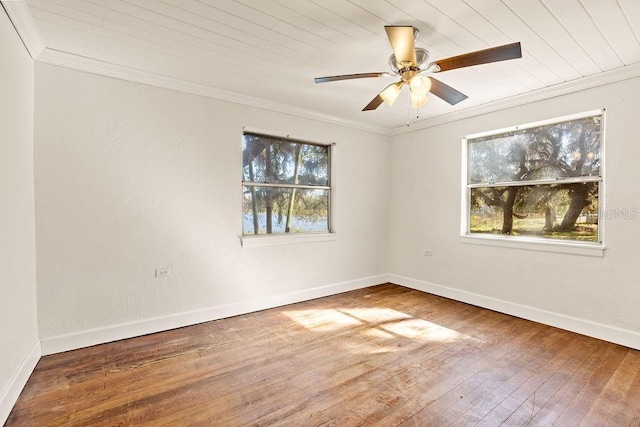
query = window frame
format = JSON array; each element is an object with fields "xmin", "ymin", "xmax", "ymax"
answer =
[
  {"xmin": 240, "ymin": 128, "xmax": 336, "ymax": 247},
  {"xmin": 460, "ymin": 109, "xmax": 605, "ymax": 257}
]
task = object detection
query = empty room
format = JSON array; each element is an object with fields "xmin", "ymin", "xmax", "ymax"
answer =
[{"xmin": 2, "ymin": 0, "xmax": 640, "ymax": 425}]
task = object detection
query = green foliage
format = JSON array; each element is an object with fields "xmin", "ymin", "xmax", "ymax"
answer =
[
  {"xmin": 468, "ymin": 114, "xmax": 601, "ymax": 239},
  {"xmin": 470, "ymin": 215, "xmax": 598, "ymax": 241},
  {"xmin": 242, "ymin": 188, "xmax": 328, "ymax": 222},
  {"xmin": 242, "ymin": 133, "xmax": 330, "ymax": 234}
]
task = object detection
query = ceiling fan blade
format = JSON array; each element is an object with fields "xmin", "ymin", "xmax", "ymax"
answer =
[
  {"xmin": 314, "ymin": 72, "xmax": 390, "ymax": 84},
  {"xmin": 432, "ymin": 42, "xmax": 522, "ymax": 72},
  {"xmin": 362, "ymin": 94, "xmax": 384, "ymax": 111},
  {"xmin": 429, "ymin": 77, "xmax": 468, "ymax": 105},
  {"xmin": 385, "ymin": 26, "xmax": 417, "ymax": 67}
]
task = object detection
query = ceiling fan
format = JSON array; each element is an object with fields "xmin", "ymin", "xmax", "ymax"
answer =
[{"xmin": 314, "ymin": 26, "xmax": 522, "ymax": 111}]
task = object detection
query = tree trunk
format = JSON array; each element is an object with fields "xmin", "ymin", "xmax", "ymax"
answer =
[
  {"xmin": 285, "ymin": 145, "xmax": 303, "ymax": 233},
  {"xmin": 544, "ymin": 207, "xmax": 555, "ymax": 231},
  {"xmin": 248, "ymin": 161, "xmax": 259, "ymax": 234},
  {"xmin": 558, "ymin": 184, "xmax": 591, "ymax": 231},
  {"xmin": 501, "ymin": 187, "xmax": 519, "ymax": 234},
  {"xmin": 265, "ymin": 147, "xmax": 273, "ymax": 234}
]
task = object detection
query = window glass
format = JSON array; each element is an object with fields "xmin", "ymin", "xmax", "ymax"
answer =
[
  {"xmin": 243, "ymin": 132, "xmax": 331, "ymax": 235},
  {"xmin": 468, "ymin": 116, "xmax": 601, "ymax": 184},
  {"xmin": 470, "ymin": 183, "xmax": 599, "ymax": 241},
  {"xmin": 465, "ymin": 112, "xmax": 603, "ymax": 243}
]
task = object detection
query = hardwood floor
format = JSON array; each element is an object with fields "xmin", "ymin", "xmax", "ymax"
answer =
[{"xmin": 7, "ymin": 284, "xmax": 640, "ymax": 426}]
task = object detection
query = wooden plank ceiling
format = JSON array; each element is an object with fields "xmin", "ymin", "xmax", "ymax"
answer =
[{"xmin": 23, "ymin": 0, "xmax": 640, "ymax": 132}]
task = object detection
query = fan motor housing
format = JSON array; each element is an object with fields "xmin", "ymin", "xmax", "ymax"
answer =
[{"xmin": 389, "ymin": 48, "xmax": 430, "ymax": 74}]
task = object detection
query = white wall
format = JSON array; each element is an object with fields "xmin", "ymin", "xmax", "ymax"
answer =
[
  {"xmin": 29, "ymin": 40, "xmax": 640, "ymax": 359},
  {"xmin": 388, "ymin": 76, "xmax": 640, "ymax": 348},
  {"xmin": 0, "ymin": 8, "xmax": 39, "ymax": 424},
  {"xmin": 34, "ymin": 63, "xmax": 389, "ymax": 352}
]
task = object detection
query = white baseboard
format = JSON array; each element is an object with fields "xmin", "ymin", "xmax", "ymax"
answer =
[
  {"xmin": 41, "ymin": 275, "xmax": 387, "ymax": 355},
  {"xmin": 37, "ymin": 272, "xmax": 640, "ymax": 358},
  {"xmin": 0, "ymin": 340, "xmax": 41, "ymax": 426},
  {"xmin": 389, "ymin": 274, "xmax": 640, "ymax": 351}
]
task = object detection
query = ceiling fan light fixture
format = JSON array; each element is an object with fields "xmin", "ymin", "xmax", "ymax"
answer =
[
  {"xmin": 388, "ymin": 54, "xmax": 400, "ymax": 74},
  {"xmin": 389, "ymin": 48, "xmax": 430, "ymax": 74},
  {"xmin": 409, "ymin": 75, "xmax": 431, "ymax": 96},
  {"xmin": 414, "ymin": 48, "xmax": 430, "ymax": 69},
  {"xmin": 314, "ymin": 25, "xmax": 521, "ymax": 112},
  {"xmin": 410, "ymin": 91, "xmax": 428, "ymax": 108},
  {"xmin": 380, "ymin": 82, "xmax": 403, "ymax": 106}
]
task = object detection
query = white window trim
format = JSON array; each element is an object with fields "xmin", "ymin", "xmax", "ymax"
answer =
[
  {"xmin": 240, "ymin": 127, "xmax": 337, "ymax": 247},
  {"xmin": 460, "ymin": 234, "xmax": 604, "ymax": 257},
  {"xmin": 240, "ymin": 232, "xmax": 337, "ymax": 248},
  {"xmin": 460, "ymin": 109, "xmax": 605, "ymax": 256}
]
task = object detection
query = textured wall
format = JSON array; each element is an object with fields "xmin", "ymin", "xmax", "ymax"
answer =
[
  {"xmin": 34, "ymin": 63, "xmax": 389, "ymax": 341},
  {"xmin": 32, "ymin": 38, "xmax": 640, "ymax": 355},
  {"xmin": 0, "ymin": 7, "xmax": 38, "ymax": 420},
  {"xmin": 388, "ymin": 76, "xmax": 640, "ymax": 334}
]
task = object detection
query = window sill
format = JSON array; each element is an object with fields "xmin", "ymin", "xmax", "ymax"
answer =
[
  {"xmin": 460, "ymin": 234, "xmax": 604, "ymax": 257},
  {"xmin": 240, "ymin": 232, "xmax": 337, "ymax": 248}
]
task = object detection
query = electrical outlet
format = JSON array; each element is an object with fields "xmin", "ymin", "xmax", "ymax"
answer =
[
  {"xmin": 423, "ymin": 249, "xmax": 433, "ymax": 256},
  {"xmin": 155, "ymin": 268, "xmax": 171, "ymax": 278}
]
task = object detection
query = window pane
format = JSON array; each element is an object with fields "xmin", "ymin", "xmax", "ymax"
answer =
[
  {"xmin": 243, "ymin": 186, "xmax": 329, "ymax": 235},
  {"xmin": 469, "ymin": 182, "xmax": 599, "ymax": 242},
  {"xmin": 243, "ymin": 134, "xmax": 329, "ymax": 186},
  {"xmin": 469, "ymin": 116, "xmax": 601, "ymax": 184}
]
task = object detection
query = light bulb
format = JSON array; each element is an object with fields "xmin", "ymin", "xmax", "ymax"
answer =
[
  {"xmin": 380, "ymin": 82, "xmax": 403, "ymax": 106},
  {"xmin": 409, "ymin": 75, "xmax": 431, "ymax": 97},
  {"xmin": 410, "ymin": 92, "xmax": 428, "ymax": 108}
]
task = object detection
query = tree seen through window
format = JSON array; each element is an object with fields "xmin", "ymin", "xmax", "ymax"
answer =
[
  {"xmin": 466, "ymin": 112, "xmax": 602, "ymax": 242},
  {"xmin": 242, "ymin": 133, "xmax": 331, "ymax": 235}
]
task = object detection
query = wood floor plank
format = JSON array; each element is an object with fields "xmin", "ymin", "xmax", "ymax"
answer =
[
  {"xmin": 6, "ymin": 283, "xmax": 640, "ymax": 427},
  {"xmin": 369, "ymin": 314, "xmax": 548, "ymax": 426},
  {"xmin": 236, "ymin": 300, "xmax": 489, "ymax": 425},
  {"xmin": 553, "ymin": 343, "xmax": 630, "ymax": 426},
  {"xmin": 604, "ymin": 355, "xmax": 640, "ymax": 426},
  {"xmin": 498, "ymin": 334, "xmax": 593, "ymax": 425},
  {"xmin": 580, "ymin": 349, "xmax": 640, "ymax": 425},
  {"xmin": 416, "ymin": 326, "xmax": 572, "ymax": 425},
  {"xmin": 378, "ymin": 325, "xmax": 549, "ymax": 424},
  {"xmin": 529, "ymin": 338, "xmax": 617, "ymax": 426}
]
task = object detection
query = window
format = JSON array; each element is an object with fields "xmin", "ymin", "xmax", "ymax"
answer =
[
  {"xmin": 242, "ymin": 131, "xmax": 331, "ymax": 235},
  {"xmin": 463, "ymin": 110, "xmax": 603, "ymax": 245}
]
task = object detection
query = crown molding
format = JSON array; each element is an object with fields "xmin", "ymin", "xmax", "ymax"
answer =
[
  {"xmin": 391, "ymin": 62, "xmax": 640, "ymax": 136},
  {"xmin": 22, "ymin": 20, "xmax": 640, "ymax": 139},
  {"xmin": 36, "ymin": 48, "xmax": 391, "ymax": 136},
  {"xmin": 1, "ymin": 0, "xmax": 44, "ymax": 59}
]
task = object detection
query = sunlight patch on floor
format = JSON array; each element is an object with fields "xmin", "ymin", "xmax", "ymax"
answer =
[
  {"xmin": 362, "ymin": 328, "xmax": 396, "ymax": 339},
  {"xmin": 339, "ymin": 307, "xmax": 412, "ymax": 323},
  {"xmin": 381, "ymin": 318, "xmax": 464, "ymax": 343},
  {"xmin": 282, "ymin": 306, "xmax": 472, "ymax": 353},
  {"xmin": 341, "ymin": 341, "xmax": 400, "ymax": 354},
  {"xmin": 282, "ymin": 309, "xmax": 362, "ymax": 331}
]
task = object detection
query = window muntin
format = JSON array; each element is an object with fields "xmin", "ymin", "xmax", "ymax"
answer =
[
  {"xmin": 242, "ymin": 132, "xmax": 331, "ymax": 235},
  {"xmin": 464, "ymin": 111, "xmax": 603, "ymax": 244}
]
